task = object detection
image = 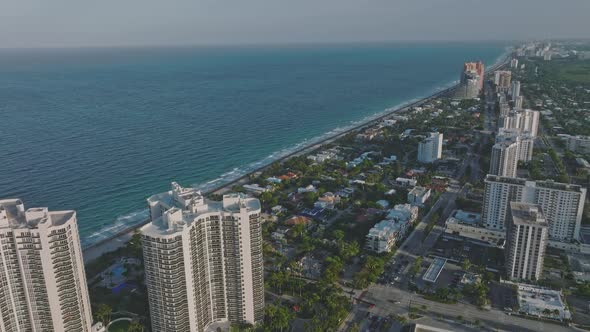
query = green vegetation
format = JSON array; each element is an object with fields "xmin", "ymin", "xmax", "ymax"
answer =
[
  {"xmin": 424, "ymin": 287, "xmax": 460, "ymax": 304},
  {"xmin": 541, "ymin": 59, "xmax": 590, "ymax": 84},
  {"xmin": 423, "ymin": 211, "xmax": 440, "ymax": 240},
  {"xmin": 462, "ymin": 281, "xmax": 489, "ymax": 307},
  {"xmin": 410, "ymin": 257, "xmax": 423, "ymax": 277},
  {"xmin": 262, "ymin": 304, "xmax": 295, "ymax": 332},
  {"xmin": 106, "ymin": 320, "xmax": 130, "ymax": 332},
  {"xmin": 352, "ymin": 255, "xmax": 387, "ymax": 289}
]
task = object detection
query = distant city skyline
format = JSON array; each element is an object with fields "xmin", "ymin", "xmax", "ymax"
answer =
[{"xmin": 1, "ymin": 0, "xmax": 589, "ymax": 48}]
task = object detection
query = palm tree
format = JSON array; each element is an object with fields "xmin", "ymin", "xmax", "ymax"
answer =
[
  {"xmin": 95, "ymin": 304, "xmax": 112, "ymax": 325},
  {"xmin": 127, "ymin": 321, "xmax": 144, "ymax": 332}
]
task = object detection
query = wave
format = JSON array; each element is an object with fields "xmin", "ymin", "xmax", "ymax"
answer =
[{"xmin": 81, "ymin": 209, "xmax": 150, "ymax": 248}]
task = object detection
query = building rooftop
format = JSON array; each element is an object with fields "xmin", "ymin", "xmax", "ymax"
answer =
[
  {"xmin": 485, "ymin": 175, "xmax": 585, "ymax": 193},
  {"xmin": 450, "ymin": 210, "xmax": 481, "ymax": 225},
  {"xmin": 423, "ymin": 257, "xmax": 446, "ymax": 283},
  {"xmin": 510, "ymin": 202, "xmax": 548, "ymax": 227},
  {"xmin": 517, "ymin": 283, "xmax": 571, "ymax": 320},
  {"xmin": 409, "ymin": 186, "xmax": 430, "ymax": 197},
  {"xmin": 0, "ymin": 199, "xmax": 75, "ymax": 229},
  {"xmin": 142, "ymin": 183, "xmax": 260, "ymax": 237}
]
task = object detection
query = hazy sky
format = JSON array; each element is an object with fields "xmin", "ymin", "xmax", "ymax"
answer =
[{"xmin": 1, "ymin": 0, "xmax": 589, "ymax": 48}]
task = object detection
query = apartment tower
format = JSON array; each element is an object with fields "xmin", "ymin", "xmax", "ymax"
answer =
[
  {"xmin": 0, "ymin": 199, "xmax": 93, "ymax": 332},
  {"xmin": 500, "ymin": 109, "xmax": 540, "ymax": 137},
  {"xmin": 505, "ymin": 202, "xmax": 548, "ymax": 281},
  {"xmin": 489, "ymin": 140, "xmax": 519, "ymax": 177},
  {"xmin": 140, "ymin": 183, "xmax": 264, "ymax": 332},
  {"xmin": 494, "ymin": 70, "xmax": 512, "ymax": 93},
  {"xmin": 417, "ymin": 132, "xmax": 443, "ymax": 163},
  {"xmin": 482, "ymin": 175, "xmax": 586, "ymax": 241}
]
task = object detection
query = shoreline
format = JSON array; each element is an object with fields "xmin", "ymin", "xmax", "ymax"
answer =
[{"xmin": 82, "ymin": 54, "xmax": 511, "ymax": 263}]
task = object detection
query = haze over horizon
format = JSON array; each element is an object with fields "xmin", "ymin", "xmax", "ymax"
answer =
[{"xmin": 1, "ymin": 0, "xmax": 589, "ymax": 49}]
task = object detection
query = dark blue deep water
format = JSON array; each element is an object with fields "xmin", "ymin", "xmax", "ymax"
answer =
[{"xmin": 0, "ymin": 43, "xmax": 507, "ymax": 246}]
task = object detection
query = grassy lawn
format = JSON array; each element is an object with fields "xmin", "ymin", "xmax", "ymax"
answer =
[{"xmin": 107, "ymin": 319, "xmax": 131, "ymax": 332}]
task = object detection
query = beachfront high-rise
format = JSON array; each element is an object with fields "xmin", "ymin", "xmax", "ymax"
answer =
[
  {"xmin": 461, "ymin": 61, "xmax": 485, "ymax": 90},
  {"xmin": 482, "ymin": 175, "xmax": 586, "ymax": 241},
  {"xmin": 417, "ymin": 132, "xmax": 443, "ymax": 163},
  {"xmin": 0, "ymin": 199, "xmax": 94, "ymax": 332},
  {"xmin": 505, "ymin": 202, "xmax": 548, "ymax": 281},
  {"xmin": 457, "ymin": 61, "xmax": 484, "ymax": 99},
  {"xmin": 141, "ymin": 182, "xmax": 264, "ymax": 332}
]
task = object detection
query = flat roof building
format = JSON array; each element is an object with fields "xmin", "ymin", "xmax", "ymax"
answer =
[
  {"xmin": 482, "ymin": 175, "xmax": 586, "ymax": 242},
  {"xmin": 408, "ymin": 186, "xmax": 432, "ymax": 206},
  {"xmin": 505, "ymin": 202, "xmax": 548, "ymax": 281},
  {"xmin": 490, "ymin": 140, "xmax": 519, "ymax": 178},
  {"xmin": 365, "ymin": 204, "xmax": 418, "ymax": 253},
  {"xmin": 423, "ymin": 257, "xmax": 447, "ymax": 283},
  {"xmin": 417, "ymin": 132, "xmax": 443, "ymax": 163}
]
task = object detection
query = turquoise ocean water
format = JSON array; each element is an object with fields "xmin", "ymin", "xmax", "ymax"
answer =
[{"xmin": 0, "ymin": 43, "xmax": 507, "ymax": 247}]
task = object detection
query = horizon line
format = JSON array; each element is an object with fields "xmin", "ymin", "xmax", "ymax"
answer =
[{"xmin": 0, "ymin": 38, "xmax": 544, "ymax": 51}]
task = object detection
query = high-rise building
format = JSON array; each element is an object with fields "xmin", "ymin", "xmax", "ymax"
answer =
[
  {"xmin": 489, "ymin": 140, "xmax": 519, "ymax": 177},
  {"xmin": 511, "ymin": 81, "xmax": 521, "ymax": 99},
  {"xmin": 510, "ymin": 58, "xmax": 519, "ymax": 69},
  {"xmin": 501, "ymin": 109, "xmax": 539, "ymax": 137},
  {"xmin": 505, "ymin": 202, "xmax": 548, "ymax": 281},
  {"xmin": 455, "ymin": 75, "xmax": 480, "ymax": 99},
  {"xmin": 0, "ymin": 199, "xmax": 94, "ymax": 332},
  {"xmin": 514, "ymin": 95, "xmax": 524, "ymax": 110},
  {"xmin": 494, "ymin": 70, "xmax": 512, "ymax": 93},
  {"xmin": 496, "ymin": 128, "xmax": 534, "ymax": 162},
  {"xmin": 457, "ymin": 61, "xmax": 485, "ymax": 99},
  {"xmin": 462, "ymin": 61, "xmax": 485, "ymax": 90},
  {"xmin": 417, "ymin": 132, "xmax": 443, "ymax": 163},
  {"xmin": 482, "ymin": 175, "xmax": 586, "ymax": 241},
  {"xmin": 141, "ymin": 183, "xmax": 264, "ymax": 332}
]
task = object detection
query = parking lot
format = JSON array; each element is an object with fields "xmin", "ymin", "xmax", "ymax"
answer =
[{"xmin": 430, "ymin": 234, "xmax": 504, "ymax": 272}]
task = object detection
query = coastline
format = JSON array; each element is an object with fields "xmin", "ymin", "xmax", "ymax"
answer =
[{"xmin": 82, "ymin": 53, "xmax": 511, "ymax": 263}]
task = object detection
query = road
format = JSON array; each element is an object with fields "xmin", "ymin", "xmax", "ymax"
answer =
[{"xmin": 361, "ymin": 284, "xmax": 575, "ymax": 332}]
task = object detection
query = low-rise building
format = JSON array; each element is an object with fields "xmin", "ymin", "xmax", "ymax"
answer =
[
  {"xmin": 515, "ymin": 283, "xmax": 571, "ymax": 321},
  {"xmin": 297, "ymin": 184, "xmax": 318, "ymax": 194},
  {"xmin": 396, "ymin": 177, "xmax": 418, "ymax": 187},
  {"xmin": 314, "ymin": 192, "xmax": 341, "ymax": 209},
  {"xmin": 243, "ymin": 183, "xmax": 270, "ymax": 194},
  {"xmin": 266, "ymin": 177, "xmax": 283, "ymax": 184},
  {"xmin": 562, "ymin": 134, "xmax": 590, "ymax": 154},
  {"xmin": 408, "ymin": 186, "xmax": 431, "ymax": 206},
  {"xmin": 365, "ymin": 204, "xmax": 418, "ymax": 253}
]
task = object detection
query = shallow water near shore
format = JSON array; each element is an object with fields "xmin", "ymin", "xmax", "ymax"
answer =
[{"xmin": 0, "ymin": 42, "xmax": 507, "ymax": 247}]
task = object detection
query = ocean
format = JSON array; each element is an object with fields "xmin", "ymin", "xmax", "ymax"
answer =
[{"xmin": 0, "ymin": 42, "xmax": 507, "ymax": 247}]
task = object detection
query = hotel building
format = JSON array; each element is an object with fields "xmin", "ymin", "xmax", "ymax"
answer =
[
  {"xmin": 0, "ymin": 199, "xmax": 94, "ymax": 332},
  {"xmin": 140, "ymin": 183, "xmax": 264, "ymax": 332},
  {"xmin": 482, "ymin": 175, "xmax": 586, "ymax": 241}
]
